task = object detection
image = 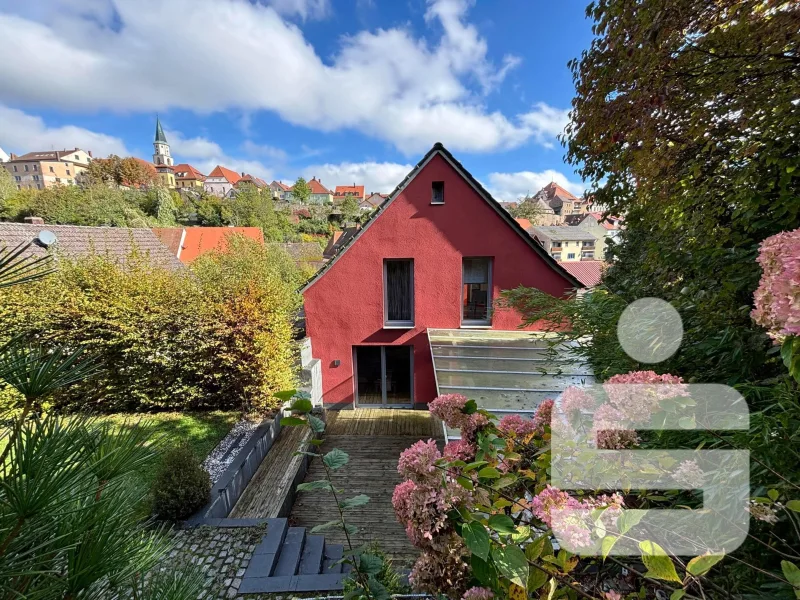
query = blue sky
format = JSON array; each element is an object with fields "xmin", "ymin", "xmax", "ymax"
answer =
[{"xmin": 0, "ymin": 0, "xmax": 594, "ymax": 200}]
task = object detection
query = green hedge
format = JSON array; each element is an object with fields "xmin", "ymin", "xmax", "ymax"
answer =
[{"xmin": 0, "ymin": 236, "xmax": 302, "ymax": 413}]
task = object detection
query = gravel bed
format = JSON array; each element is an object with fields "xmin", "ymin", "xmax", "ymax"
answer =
[{"xmin": 203, "ymin": 418, "xmax": 262, "ymax": 484}]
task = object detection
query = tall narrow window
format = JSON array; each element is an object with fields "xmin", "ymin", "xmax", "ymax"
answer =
[
  {"xmin": 431, "ymin": 181, "xmax": 444, "ymax": 204},
  {"xmin": 462, "ymin": 257, "xmax": 491, "ymax": 325},
  {"xmin": 384, "ymin": 259, "xmax": 414, "ymax": 326}
]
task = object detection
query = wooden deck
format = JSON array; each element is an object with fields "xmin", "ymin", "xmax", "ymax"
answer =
[{"xmin": 290, "ymin": 409, "xmax": 442, "ymax": 567}]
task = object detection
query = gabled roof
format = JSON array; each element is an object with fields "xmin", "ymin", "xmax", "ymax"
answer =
[
  {"xmin": 0, "ymin": 223, "xmax": 183, "ymax": 270},
  {"xmin": 207, "ymin": 165, "xmax": 241, "ymax": 184},
  {"xmin": 271, "ymin": 180, "xmax": 291, "ymax": 191},
  {"xmin": 173, "ymin": 163, "xmax": 206, "ymax": 180},
  {"xmin": 301, "ymin": 143, "xmax": 583, "ymax": 292},
  {"xmin": 323, "ymin": 227, "xmax": 359, "ymax": 259},
  {"xmin": 9, "ymin": 149, "xmax": 86, "ymax": 162},
  {"xmin": 561, "ymin": 260, "xmax": 606, "ymax": 287},
  {"xmin": 334, "ymin": 185, "xmax": 365, "ymax": 199},
  {"xmin": 307, "ymin": 178, "xmax": 331, "ymax": 195},
  {"xmin": 237, "ymin": 174, "xmax": 268, "ymax": 188},
  {"xmin": 539, "ymin": 181, "xmax": 579, "ymax": 201}
]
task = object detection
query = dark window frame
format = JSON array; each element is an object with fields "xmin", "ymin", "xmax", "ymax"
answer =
[
  {"xmin": 383, "ymin": 258, "xmax": 414, "ymax": 328},
  {"xmin": 461, "ymin": 257, "xmax": 492, "ymax": 326},
  {"xmin": 431, "ymin": 181, "xmax": 445, "ymax": 204}
]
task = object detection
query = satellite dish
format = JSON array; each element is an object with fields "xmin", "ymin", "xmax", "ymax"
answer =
[{"xmin": 36, "ymin": 230, "xmax": 57, "ymax": 248}]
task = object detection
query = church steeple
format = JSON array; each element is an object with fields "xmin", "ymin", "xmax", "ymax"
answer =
[
  {"xmin": 154, "ymin": 116, "xmax": 168, "ymax": 144},
  {"xmin": 152, "ymin": 116, "xmax": 173, "ymax": 167}
]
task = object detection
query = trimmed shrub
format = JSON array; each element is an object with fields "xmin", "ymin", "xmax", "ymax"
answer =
[
  {"xmin": 0, "ymin": 236, "xmax": 302, "ymax": 412},
  {"xmin": 151, "ymin": 443, "xmax": 211, "ymax": 521}
]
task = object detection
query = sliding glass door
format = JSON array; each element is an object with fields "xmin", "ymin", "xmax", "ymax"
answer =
[{"xmin": 354, "ymin": 345, "xmax": 413, "ymax": 407}]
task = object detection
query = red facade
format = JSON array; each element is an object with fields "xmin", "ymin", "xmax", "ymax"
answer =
[{"xmin": 302, "ymin": 146, "xmax": 579, "ymax": 408}]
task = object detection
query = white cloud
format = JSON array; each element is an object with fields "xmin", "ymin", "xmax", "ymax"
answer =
[
  {"xmin": 0, "ymin": 104, "xmax": 129, "ymax": 156},
  {"xmin": 166, "ymin": 129, "xmax": 273, "ymax": 180},
  {"xmin": 486, "ymin": 169, "xmax": 584, "ymax": 202},
  {"xmin": 302, "ymin": 161, "xmax": 414, "ymax": 194},
  {"xmin": 241, "ymin": 140, "xmax": 288, "ymax": 162},
  {"xmin": 0, "ymin": 0, "xmax": 566, "ymax": 154},
  {"xmin": 263, "ymin": 0, "xmax": 330, "ymax": 20}
]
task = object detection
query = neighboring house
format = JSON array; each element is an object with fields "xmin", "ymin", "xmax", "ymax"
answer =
[
  {"xmin": 304, "ymin": 177, "xmax": 333, "ymax": 204},
  {"xmin": 530, "ymin": 225, "xmax": 599, "ymax": 262},
  {"xmin": 323, "ymin": 227, "xmax": 359, "ymax": 259},
  {"xmin": 3, "ymin": 149, "xmax": 92, "ymax": 190},
  {"xmin": 360, "ymin": 193, "xmax": 386, "ymax": 211},
  {"xmin": 0, "ymin": 222, "xmax": 182, "ymax": 270},
  {"xmin": 152, "ymin": 117, "xmax": 175, "ymax": 188},
  {"xmin": 153, "ymin": 226, "xmax": 263, "ymax": 263},
  {"xmin": 204, "ymin": 165, "xmax": 242, "ymax": 197},
  {"xmin": 562, "ymin": 212, "xmax": 622, "ymax": 260},
  {"xmin": 561, "ymin": 260, "xmax": 606, "ymax": 288},
  {"xmin": 270, "ymin": 180, "xmax": 292, "ymax": 200},
  {"xmin": 534, "ymin": 182, "xmax": 585, "ymax": 216},
  {"xmin": 236, "ymin": 174, "xmax": 269, "ymax": 191},
  {"xmin": 333, "ymin": 185, "xmax": 366, "ymax": 205},
  {"xmin": 302, "ymin": 143, "xmax": 582, "ymax": 408},
  {"xmin": 174, "ymin": 163, "xmax": 206, "ymax": 189}
]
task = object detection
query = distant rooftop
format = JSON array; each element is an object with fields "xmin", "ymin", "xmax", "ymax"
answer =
[{"xmin": 531, "ymin": 226, "xmax": 598, "ymax": 241}]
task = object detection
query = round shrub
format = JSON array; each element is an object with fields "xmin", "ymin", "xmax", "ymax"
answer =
[{"xmin": 151, "ymin": 444, "xmax": 211, "ymax": 521}]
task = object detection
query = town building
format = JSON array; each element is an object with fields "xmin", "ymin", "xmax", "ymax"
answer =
[
  {"xmin": 235, "ymin": 174, "xmax": 269, "ymax": 191},
  {"xmin": 270, "ymin": 180, "xmax": 292, "ymax": 200},
  {"xmin": 301, "ymin": 177, "xmax": 333, "ymax": 204},
  {"xmin": 301, "ymin": 143, "xmax": 582, "ymax": 408},
  {"xmin": 3, "ymin": 149, "xmax": 92, "ymax": 189},
  {"xmin": 153, "ymin": 227, "xmax": 263, "ymax": 263},
  {"xmin": 174, "ymin": 164, "xmax": 206, "ymax": 189},
  {"xmin": 529, "ymin": 225, "xmax": 599, "ymax": 262},
  {"xmin": 152, "ymin": 117, "xmax": 175, "ymax": 188},
  {"xmin": 204, "ymin": 165, "xmax": 242, "ymax": 197},
  {"xmin": 361, "ymin": 192, "xmax": 386, "ymax": 211},
  {"xmin": 333, "ymin": 185, "xmax": 366, "ymax": 204},
  {"xmin": 563, "ymin": 212, "xmax": 622, "ymax": 260},
  {"xmin": 534, "ymin": 182, "xmax": 588, "ymax": 216}
]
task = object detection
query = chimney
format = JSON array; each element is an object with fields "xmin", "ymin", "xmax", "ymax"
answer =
[
  {"xmin": 24, "ymin": 216, "xmax": 45, "ymax": 225},
  {"xmin": 88, "ymin": 150, "xmax": 93, "ymax": 157},
  {"xmin": 242, "ymin": 172, "xmax": 245, "ymax": 177},
  {"xmin": 10, "ymin": 153, "xmax": 16, "ymax": 160}
]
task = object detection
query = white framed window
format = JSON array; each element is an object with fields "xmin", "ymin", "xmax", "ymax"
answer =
[
  {"xmin": 567, "ymin": 253, "xmax": 576, "ymax": 260},
  {"xmin": 552, "ymin": 253, "xmax": 561, "ymax": 261},
  {"xmin": 384, "ymin": 259, "xmax": 414, "ymax": 327},
  {"xmin": 462, "ymin": 257, "xmax": 492, "ymax": 326}
]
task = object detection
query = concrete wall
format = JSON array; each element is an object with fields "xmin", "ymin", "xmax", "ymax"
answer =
[
  {"xmin": 298, "ymin": 337, "xmax": 323, "ymax": 407},
  {"xmin": 302, "ymin": 152, "xmax": 576, "ymax": 407}
]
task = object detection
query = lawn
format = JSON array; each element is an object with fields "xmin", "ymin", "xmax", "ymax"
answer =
[{"xmin": 99, "ymin": 410, "xmax": 241, "ymax": 491}]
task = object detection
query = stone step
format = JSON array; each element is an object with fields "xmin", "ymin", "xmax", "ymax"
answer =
[
  {"xmin": 242, "ymin": 518, "xmax": 288, "ymax": 579},
  {"xmin": 322, "ymin": 543, "xmax": 343, "ymax": 574},
  {"xmin": 298, "ymin": 535, "xmax": 325, "ymax": 575},
  {"xmin": 272, "ymin": 527, "xmax": 306, "ymax": 577}
]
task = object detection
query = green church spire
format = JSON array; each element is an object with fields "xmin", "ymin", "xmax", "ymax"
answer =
[{"xmin": 154, "ymin": 116, "xmax": 168, "ymax": 144}]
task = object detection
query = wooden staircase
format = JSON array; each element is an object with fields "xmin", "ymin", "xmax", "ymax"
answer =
[{"xmin": 238, "ymin": 518, "xmax": 351, "ymax": 594}]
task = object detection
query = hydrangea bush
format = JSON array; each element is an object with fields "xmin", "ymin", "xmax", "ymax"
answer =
[
  {"xmin": 392, "ymin": 374, "xmax": 795, "ymax": 599},
  {"xmin": 752, "ymin": 227, "xmax": 800, "ymax": 383}
]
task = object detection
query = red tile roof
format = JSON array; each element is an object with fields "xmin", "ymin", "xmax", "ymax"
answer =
[
  {"xmin": 207, "ymin": 165, "xmax": 242, "ymax": 184},
  {"xmin": 514, "ymin": 218, "xmax": 533, "ymax": 231},
  {"xmin": 237, "ymin": 174, "xmax": 268, "ymax": 188},
  {"xmin": 173, "ymin": 163, "xmax": 206, "ymax": 180},
  {"xmin": 541, "ymin": 181, "xmax": 579, "ymax": 201},
  {"xmin": 271, "ymin": 180, "xmax": 291, "ymax": 191},
  {"xmin": 153, "ymin": 227, "xmax": 264, "ymax": 263},
  {"xmin": 307, "ymin": 178, "xmax": 331, "ymax": 195},
  {"xmin": 561, "ymin": 261, "xmax": 606, "ymax": 287},
  {"xmin": 334, "ymin": 185, "xmax": 365, "ymax": 199}
]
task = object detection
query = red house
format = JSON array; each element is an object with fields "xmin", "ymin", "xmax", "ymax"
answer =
[{"xmin": 302, "ymin": 144, "xmax": 582, "ymax": 408}]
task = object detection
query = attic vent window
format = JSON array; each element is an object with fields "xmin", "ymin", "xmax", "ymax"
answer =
[{"xmin": 431, "ymin": 181, "xmax": 445, "ymax": 204}]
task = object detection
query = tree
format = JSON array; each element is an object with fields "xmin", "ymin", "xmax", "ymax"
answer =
[
  {"xmin": 291, "ymin": 177, "xmax": 311, "ymax": 204},
  {"xmin": 87, "ymin": 155, "xmax": 156, "ymax": 188},
  {"xmin": 340, "ymin": 195, "xmax": 361, "ymax": 225},
  {"xmin": 508, "ymin": 196, "xmax": 545, "ymax": 222},
  {"xmin": 0, "ymin": 167, "xmax": 19, "ymax": 220}
]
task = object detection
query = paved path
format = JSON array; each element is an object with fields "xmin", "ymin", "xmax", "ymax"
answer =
[{"xmin": 290, "ymin": 409, "xmax": 442, "ymax": 567}]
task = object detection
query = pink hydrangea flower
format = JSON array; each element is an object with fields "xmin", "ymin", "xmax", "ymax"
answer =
[
  {"xmin": 461, "ymin": 413, "xmax": 489, "ymax": 446},
  {"xmin": 673, "ymin": 459, "xmax": 704, "ymax": 489},
  {"xmin": 751, "ymin": 228, "xmax": 800, "ymax": 340},
  {"xmin": 531, "ymin": 398, "xmax": 555, "ymax": 433},
  {"xmin": 531, "ymin": 485, "xmax": 582, "ymax": 527},
  {"xmin": 603, "ymin": 592, "xmax": 623, "ymax": 600},
  {"xmin": 443, "ymin": 440, "xmax": 475, "ymax": 462},
  {"xmin": 604, "ymin": 371, "xmax": 687, "ymax": 424},
  {"xmin": 462, "ymin": 587, "xmax": 494, "ymax": 600},
  {"xmin": 429, "ymin": 393, "xmax": 471, "ymax": 428},
  {"xmin": 398, "ymin": 439, "xmax": 442, "ymax": 485},
  {"xmin": 591, "ymin": 403, "xmax": 640, "ymax": 449},
  {"xmin": 497, "ymin": 414, "xmax": 538, "ymax": 438},
  {"xmin": 561, "ymin": 386, "xmax": 596, "ymax": 418}
]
